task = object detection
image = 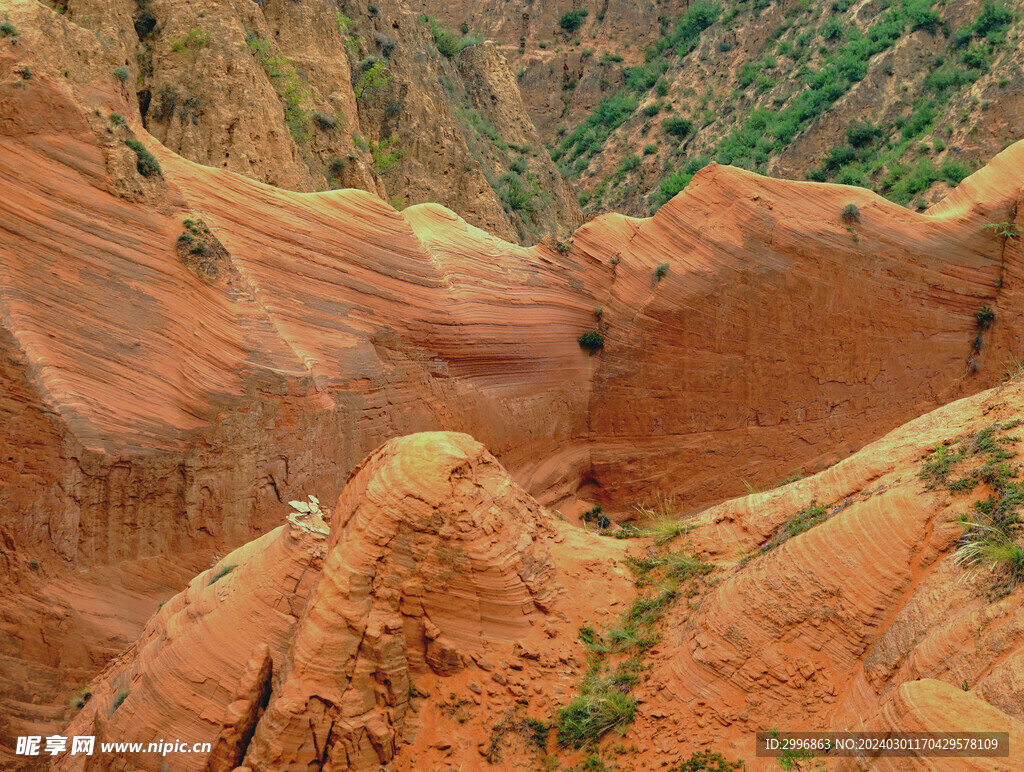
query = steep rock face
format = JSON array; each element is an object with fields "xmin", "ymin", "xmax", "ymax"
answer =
[
  {"xmin": 45, "ymin": 382, "xmax": 1024, "ymax": 772},
  {"xmin": 53, "ymin": 433, "xmax": 565, "ymax": 771},
  {"xmin": 4, "ymin": 0, "xmax": 581, "ymax": 243},
  {"xmin": 577, "ymin": 151, "xmax": 1023, "ymax": 505}
]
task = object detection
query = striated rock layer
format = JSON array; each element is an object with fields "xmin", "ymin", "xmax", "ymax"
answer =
[
  {"xmin": 3, "ymin": 23, "xmax": 1024, "ymax": 761},
  {"xmin": 626, "ymin": 376, "xmax": 1024, "ymax": 770},
  {"xmin": 46, "ymin": 381, "xmax": 1024, "ymax": 771},
  {"xmin": 51, "ymin": 432, "xmax": 598, "ymax": 771}
]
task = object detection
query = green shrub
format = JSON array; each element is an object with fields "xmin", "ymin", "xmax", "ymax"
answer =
[
  {"xmin": 499, "ymin": 174, "xmax": 538, "ymax": 213},
  {"xmin": 976, "ymin": 305, "xmax": 996, "ymax": 330},
  {"xmin": 973, "ymin": 1, "xmax": 1013, "ymax": 40},
  {"xmin": 354, "ymin": 59, "xmax": 391, "ymax": 101},
  {"xmin": 246, "ymin": 30, "xmax": 312, "ymax": 144},
  {"xmin": 0, "ymin": 19, "xmax": 18, "ymax": 37},
  {"xmin": 578, "ymin": 330, "xmax": 604, "ymax": 352},
  {"xmin": 981, "ymin": 221, "xmax": 1022, "ymax": 240},
  {"xmin": 654, "ymin": 157, "xmax": 709, "ymax": 206},
  {"xmin": 113, "ymin": 66, "xmax": 130, "ymax": 83},
  {"xmin": 556, "ymin": 692, "xmax": 637, "ymax": 748},
  {"xmin": 655, "ymin": 263, "xmax": 669, "ymax": 280},
  {"xmin": 663, "ymin": 116, "xmax": 693, "ymax": 138},
  {"xmin": 327, "ymin": 156, "xmax": 347, "ymax": 179},
  {"xmin": 425, "ymin": 16, "xmax": 480, "ymax": 57},
  {"xmin": 134, "ymin": 10, "xmax": 157, "ymax": 39},
  {"xmin": 821, "ymin": 18, "xmax": 845, "ymax": 41},
  {"xmin": 824, "ymin": 145, "xmax": 857, "ymax": 171},
  {"xmin": 313, "ymin": 111, "xmax": 338, "ymax": 129},
  {"xmin": 370, "ymin": 136, "xmax": 404, "ymax": 174},
  {"xmin": 907, "ymin": 3, "xmax": 940, "ymax": 33},
  {"xmin": 847, "ymin": 122, "xmax": 880, "ymax": 148},
  {"xmin": 644, "ymin": 143, "xmax": 657, "ymax": 155},
  {"xmin": 941, "ymin": 161, "xmax": 970, "ymax": 186},
  {"xmin": 621, "ymin": 154, "xmax": 641, "ymax": 171},
  {"xmin": 842, "ymin": 203, "xmax": 861, "ymax": 222},
  {"xmin": 642, "ymin": 101, "xmax": 662, "ymax": 117},
  {"xmin": 124, "ymin": 138, "xmax": 161, "ymax": 177},
  {"xmin": 171, "ymin": 28, "xmax": 211, "ymax": 53},
  {"xmin": 645, "ymin": 0, "xmax": 720, "ymax": 61},
  {"xmin": 560, "ymin": 9, "xmax": 585, "ymax": 33}
]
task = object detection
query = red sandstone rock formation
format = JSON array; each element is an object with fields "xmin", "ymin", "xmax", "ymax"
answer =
[
  {"xmin": 628, "ymin": 377, "xmax": 1024, "ymax": 769},
  {"xmin": 4, "ymin": 22, "xmax": 1024, "ymax": 770},
  {"xmin": 52, "ymin": 432, "xmax": 628, "ymax": 771}
]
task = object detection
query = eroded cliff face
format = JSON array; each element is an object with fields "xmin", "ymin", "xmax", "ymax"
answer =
[
  {"xmin": 5, "ymin": 0, "xmax": 581, "ymax": 243},
  {"xmin": 52, "ymin": 433, "xmax": 630, "ymax": 771},
  {"xmin": 45, "ymin": 383, "xmax": 1024, "ymax": 771},
  {"xmin": 3, "ymin": 11, "xmax": 1024, "ymax": 767}
]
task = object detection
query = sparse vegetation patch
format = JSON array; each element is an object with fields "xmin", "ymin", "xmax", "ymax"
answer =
[{"xmin": 124, "ymin": 138, "xmax": 161, "ymax": 177}]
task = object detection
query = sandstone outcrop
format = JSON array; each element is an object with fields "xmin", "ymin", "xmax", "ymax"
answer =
[
  {"xmin": 0, "ymin": 0, "xmax": 581, "ymax": 244},
  {"xmin": 52, "ymin": 432, "xmax": 627, "ymax": 771},
  {"xmin": 625, "ymin": 376, "xmax": 1024, "ymax": 769},
  {"xmin": 4, "ymin": 23, "xmax": 1024, "ymax": 765}
]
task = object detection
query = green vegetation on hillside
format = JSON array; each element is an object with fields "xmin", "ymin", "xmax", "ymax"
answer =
[
  {"xmin": 920, "ymin": 420, "xmax": 1024, "ymax": 597},
  {"xmin": 549, "ymin": 0, "xmax": 1018, "ymax": 215},
  {"xmin": 556, "ymin": 540, "xmax": 714, "ymax": 749}
]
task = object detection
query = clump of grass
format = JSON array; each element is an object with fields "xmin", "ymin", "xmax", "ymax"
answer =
[
  {"xmin": 124, "ymin": 138, "xmax": 161, "ymax": 177},
  {"xmin": 207, "ymin": 564, "xmax": 237, "ymax": 586},
  {"xmin": 524, "ymin": 717, "xmax": 548, "ymax": 750},
  {"xmin": 749, "ymin": 501, "xmax": 832, "ymax": 559},
  {"xmin": 581, "ymin": 504, "xmax": 611, "ymax": 529},
  {"xmin": 954, "ymin": 524, "xmax": 1024, "ymax": 590},
  {"xmin": 654, "ymin": 263, "xmax": 669, "ymax": 280},
  {"xmin": 561, "ymin": 544, "xmax": 714, "ymax": 748},
  {"xmin": 669, "ymin": 749, "xmax": 746, "ymax": 771},
  {"xmin": 578, "ymin": 624, "xmax": 608, "ymax": 653},
  {"xmin": 556, "ymin": 692, "xmax": 636, "ymax": 748},
  {"xmin": 111, "ymin": 689, "xmax": 130, "ymax": 714},
  {"xmin": 841, "ymin": 203, "xmax": 861, "ymax": 222},
  {"xmin": 922, "ymin": 421, "xmax": 1024, "ymax": 596},
  {"xmin": 976, "ymin": 305, "xmax": 996, "ymax": 330},
  {"xmin": 921, "ymin": 422, "xmax": 1019, "ymax": 490},
  {"xmin": 634, "ymin": 494, "xmax": 688, "ymax": 545}
]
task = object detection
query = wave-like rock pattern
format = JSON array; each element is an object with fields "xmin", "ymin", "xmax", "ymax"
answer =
[
  {"xmin": 54, "ymin": 432, "xmax": 556, "ymax": 771},
  {"xmin": 4, "ymin": 39, "xmax": 1024, "ymax": 755},
  {"xmin": 627, "ymin": 378, "xmax": 1024, "ymax": 766}
]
